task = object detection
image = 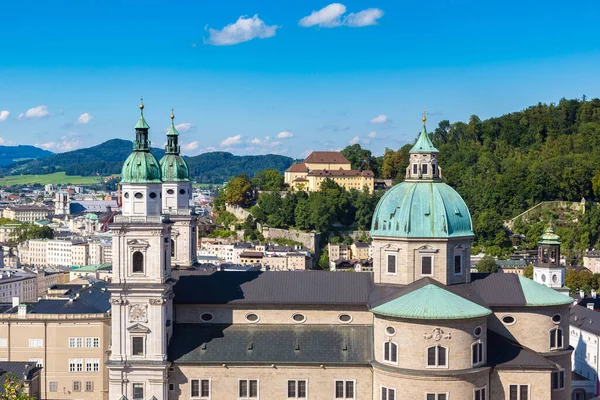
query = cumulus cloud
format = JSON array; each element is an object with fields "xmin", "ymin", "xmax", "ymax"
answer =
[
  {"xmin": 368, "ymin": 131, "xmax": 377, "ymax": 138},
  {"xmin": 76, "ymin": 112, "xmax": 94, "ymax": 124},
  {"xmin": 370, "ymin": 114, "xmax": 388, "ymax": 124},
  {"xmin": 220, "ymin": 134, "xmax": 243, "ymax": 147},
  {"xmin": 299, "ymin": 3, "xmax": 346, "ymax": 27},
  {"xmin": 0, "ymin": 111, "xmax": 9, "ymax": 122},
  {"xmin": 175, "ymin": 122, "xmax": 193, "ymax": 133},
  {"xmin": 36, "ymin": 135, "xmax": 82, "ymax": 152},
  {"xmin": 250, "ymin": 138, "xmax": 262, "ymax": 145},
  {"xmin": 276, "ymin": 130, "xmax": 294, "ymax": 139},
  {"xmin": 205, "ymin": 15, "xmax": 279, "ymax": 46},
  {"xmin": 349, "ymin": 136, "xmax": 360, "ymax": 145},
  {"xmin": 345, "ymin": 8, "xmax": 384, "ymax": 27},
  {"xmin": 17, "ymin": 105, "xmax": 51, "ymax": 120},
  {"xmin": 183, "ymin": 141, "xmax": 199, "ymax": 152},
  {"xmin": 0, "ymin": 137, "xmax": 15, "ymax": 145},
  {"xmin": 299, "ymin": 3, "xmax": 383, "ymax": 28}
]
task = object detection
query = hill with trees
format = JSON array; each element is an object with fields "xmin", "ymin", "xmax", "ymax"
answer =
[{"xmin": 0, "ymin": 145, "xmax": 53, "ymax": 166}]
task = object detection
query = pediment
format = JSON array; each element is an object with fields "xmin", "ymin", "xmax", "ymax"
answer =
[
  {"xmin": 417, "ymin": 245, "xmax": 438, "ymax": 253},
  {"xmin": 127, "ymin": 323, "xmax": 151, "ymax": 334},
  {"xmin": 127, "ymin": 239, "xmax": 150, "ymax": 248}
]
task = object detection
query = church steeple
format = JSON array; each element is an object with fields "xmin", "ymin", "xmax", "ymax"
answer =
[
  {"xmin": 406, "ymin": 110, "xmax": 441, "ymax": 181},
  {"xmin": 165, "ymin": 109, "xmax": 180, "ymax": 155},
  {"xmin": 134, "ymin": 97, "xmax": 151, "ymax": 151}
]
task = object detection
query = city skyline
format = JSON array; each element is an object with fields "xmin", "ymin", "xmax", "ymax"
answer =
[{"xmin": 1, "ymin": 0, "xmax": 599, "ymax": 156}]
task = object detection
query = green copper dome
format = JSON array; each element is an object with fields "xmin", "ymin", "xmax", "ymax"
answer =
[
  {"xmin": 410, "ymin": 124, "xmax": 439, "ymax": 153},
  {"xmin": 160, "ymin": 154, "xmax": 190, "ymax": 182},
  {"xmin": 120, "ymin": 101, "xmax": 163, "ymax": 184},
  {"xmin": 370, "ymin": 181, "xmax": 474, "ymax": 238},
  {"xmin": 539, "ymin": 225, "xmax": 561, "ymax": 245}
]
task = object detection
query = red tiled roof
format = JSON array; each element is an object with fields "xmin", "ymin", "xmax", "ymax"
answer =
[
  {"xmin": 307, "ymin": 169, "xmax": 374, "ymax": 177},
  {"xmin": 304, "ymin": 151, "xmax": 350, "ymax": 165},
  {"xmin": 285, "ymin": 162, "xmax": 308, "ymax": 173}
]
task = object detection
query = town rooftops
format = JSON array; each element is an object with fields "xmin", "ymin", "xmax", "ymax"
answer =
[
  {"xmin": 304, "ymin": 151, "xmax": 350, "ymax": 165},
  {"xmin": 70, "ymin": 263, "xmax": 112, "ymax": 272},
  {"xmin": 487, "ymin": 330, "xmax": 556, "ymax": 370},
  {"xmin": 0, "ymin": 361, "xmax": 40, "ymax": 384},
  {"xmin": 570, "ymin": 304, "xmax": 600, "ymax": 336}
]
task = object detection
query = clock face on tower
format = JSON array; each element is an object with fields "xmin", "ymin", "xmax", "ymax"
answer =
[{"xmin": 129, "ymin": 304, "xmax": 148, "ymax": 323}]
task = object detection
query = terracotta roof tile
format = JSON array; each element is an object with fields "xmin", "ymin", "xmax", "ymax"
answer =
[
  {"xmin": 285, "ymin": 162, "xmax": 308, "ymax": 173},
  {"xmin": 304, "ymin": 151, "xmax": 350, "ymax": 164}
]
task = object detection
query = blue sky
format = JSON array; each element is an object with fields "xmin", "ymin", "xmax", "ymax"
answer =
[{"xmin": 1, "ymin": 0, "xmax": 600, "ymax": 157}]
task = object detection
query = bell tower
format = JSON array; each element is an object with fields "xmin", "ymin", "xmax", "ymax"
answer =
[
  {"xmin": 108, "ymin": 100, "xmax": 173, "ymax": 400},
  {"xmin": 534, "ymin": 223, "xmax": 564, "ymax": 288},
  {"xmin": 159, "ymin": 110, "xmax": 198, "ymax": 267},
  {"xmin": 405, "ymin": 110, "xmax": 442, "ymax": 181}
]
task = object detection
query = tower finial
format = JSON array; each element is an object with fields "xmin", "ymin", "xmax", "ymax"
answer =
[
  {"xmin": 422, "ymin": 108, "xmax": 427, "ymax": 124},
  {"xmin": 140, "ymin": 96, "xmax": 144, "ymax": 111},
  {"xmin": 171, "ymin": 108, "xmax": 175, "ymax": 120}
]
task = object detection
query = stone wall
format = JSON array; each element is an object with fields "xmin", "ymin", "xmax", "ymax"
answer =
[
  {"xmin": 262, "ymin": 227, "xmax": 320, "ymax": 268},
  {"xmin": 225, "ymin": 204, "xmax": 251, "ymax": 221}
]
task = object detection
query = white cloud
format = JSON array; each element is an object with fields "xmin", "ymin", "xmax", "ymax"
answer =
[
  {"xmin": 183, "ymin": 141, "xmax": 199, "ymax": 152},
  {"xmin": 221, "ymin": 134, "xmax": 243, "ymax": 147},
  {"xmin": 250, "ymin": 138, "xmax": 262, "ymax": 145},
  {"xmin": 205, "ymin": 15, "xmax": 279, "ymax": 46},
  {"xmin": 370, "ymin": 114, "xmax": 388, "ymax": 124},
  {"xmin": 345, "ymin": 8, "xmax": 384, "ymax": 27},
  {"xmin": 0, "ymin": 137, "xmax": 15, "ymax": 145},
  {"xmin": 276, "ymin": 130, "xmax": 294, "ymax": 139},
  {"xmin": 0, "ymin": 111, "xmax": 9, "ymax": 121},
  {"xmin": 17, "ymin": 105, "xmax": 51, "ymax": 120},
  {"xmin": 368, "ymin": 131, "xmax": 377, "ymax": 138},
  {"xmin": 361, "ymin": 138, "xmax": 371, "ymax": 145},
  {"xmin": 349, "ymin": 136, "xmax": 360, "ymax": 145},
  {"xmin": 36, "ymin": 135, "xmax": 82, "ymax": 152},
  {"xmin": 299, "ymin": 3, "xmax": 346, "ymax": 27},
  {"xmin": 175, "ymin": 122, "xmax": 193, "ymax": 133},
  {"xmin": 76, "ymin": 112, "xmax": 94, "ymax": 124},
  {"xmin": 270, "ymin": 141, "xmax": 282, "ymax": 148},
  {"xmin": 37, "ymin": 142, "xmax": 56, "ymax": 150}
]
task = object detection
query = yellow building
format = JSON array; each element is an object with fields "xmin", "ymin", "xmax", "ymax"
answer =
[{"xmin": 285, "ymin": 151, "xmax": 375, "ymax": 193}]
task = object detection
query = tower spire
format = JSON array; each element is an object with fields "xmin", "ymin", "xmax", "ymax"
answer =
[
  {"xmin": 165, "ymin": 109, "xmax": 180, "ymax": 155},
  {"xmin": 133, "ymin": 99, "xmax": 150, "ymax": 151}
]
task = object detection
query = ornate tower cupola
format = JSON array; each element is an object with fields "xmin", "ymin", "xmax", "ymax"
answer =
[
  {"xmin": 120, "ymin": 99, "xmax": 163, "ymax": 217},
  {"xmin": 534, "ymin": 223, "xmax": 564, "ymax": 288},
  {"xmin": 159, "ymin": 110, "xmax": 197, "ymax": 267},
  {"xmin": 405, "ymin": 110, "xmax": 442, "ymax": 181}
]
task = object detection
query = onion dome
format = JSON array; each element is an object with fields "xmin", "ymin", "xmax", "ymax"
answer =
[
  {"xmin": 538, "ymin": 225, "xmax": 561, "ymax": 245},
  {"xmin": 121, "ymin": 99, "xmax": 162, "ymax": 184},
  {"xmin": 159, "ymin": 110, "xmax": 190, "ymax": 182}
]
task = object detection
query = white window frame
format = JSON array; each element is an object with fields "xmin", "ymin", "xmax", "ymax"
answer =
[
  {"xmin": 453, "ymin": 253, "xmax": 463, "ymax": 275},
  {"xmin": 381, "ymin": 386, "xmax": 396, "ymax": 400},
  {"xmin": 69, "ymin": 358, "xmax": 83, "ymax": 372},
  {"xmin": 425, "ymin": 394, "xmax": 449, "ymax": 400},
  {"xmin": 383, "ymin": 341, "xmax": 398, "ymax": 365},
  {"xmin": 190, "ymin": 378, "xmax": 211, "ymax": 399},
  {"xmin": 426, "ymin": 345, "xmax": 448, "ymax": 368},
  {"xmin": 131, "ymin": 336, "xmax": 145, "ymax": 357},
  {"xmin": 29, "ymin": 338, "xmax": 43, "ymax": 348},
  {"xmin": 132, "ymin": 382, "xmax": 145, "ymax": 400},
  {"xmin": 551, "ymin": 369, "xmax": 565, "ymax": 391},
  {"xmin": 508, "ymin": 384, "xmax": 530, "ymax": 400},
  {"xmin": 28, "ymin": 358, "xmax": 42, "ymax": 368},
  {"xmin": 549, "ymin": 327, "xmax": 563, "ymax": 350},
  {"xmin": 420, "ymin": 255, "xmax": 434, "ymax": 277},
  {"xmin": 473, "ymin": 386, "xmax": 486, "ymax": 400},
  {"xmin": 471, "ymin": 340, "xmax": 484, "ymax": 367},
  {"xmin": 0, "ymin": 338, "xmax": 7, "ymax": 347},
  {"xmin": 287, "ymin": 379, "xmax": 308, "ymax": 399},
  {"xmin": 334, "ymin": 379, "xmax": 356, "ymax": 399},
  {"xmin": 85, "ymin": 358, "xmax": 99, "ymax": 372},
  {"xmin": 86, "ymin": 337, "xmax": 99, "ymax": 348},
  {"xmin": 386, "ymin": 253, "xmax": 397, "ymax": 275},
  {"xmin": 238, "ymin": 378, "xmax": 259, "ymax": 399}
]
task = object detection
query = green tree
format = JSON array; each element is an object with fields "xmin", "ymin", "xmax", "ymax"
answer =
[
  {"xmin": 476, "ymin": 255, "xmax": 498, "ymax": 273},
  {"xmin": 224, "ymin": 174, "xmax": 253, "ymax": 207},
  {"xmin": 523, "ymin": 265, "xmax": 533, "ymax": 279},
  {"xmin": 0, "ymin": 372, "xmax": 37, "ymax": 400},
  {"xmin": 252, "ymin": 169, "xmax": 285, "ymax": 191},
  {"xmin": 318, "ymin": 248, "xmax": 330, "ymax": 270},
  {"xmin": 341, "ymin": 144, "xmax": 376, "ymax": 174}
]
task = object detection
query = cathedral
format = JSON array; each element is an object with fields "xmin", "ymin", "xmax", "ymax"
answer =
[{"xmin": 107, "ymin": 104, "xmax": 573, "ymax": 400}]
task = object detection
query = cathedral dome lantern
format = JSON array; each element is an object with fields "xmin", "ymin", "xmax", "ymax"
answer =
[
  {"xmin": 534, "ymin": 223, "xmax": 564, "ymax": 288},
  {"xmin": 159, "ymin": 110, "xmax": 190, "ymax": 183}
]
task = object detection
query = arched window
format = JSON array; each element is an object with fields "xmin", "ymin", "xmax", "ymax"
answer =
[
  {"xmin": 170, "ymin": 239, "xmax": 175, "ymax": 258},
  {"xmin": 132, "ymin": 251, "xmax": 144, "ymax": 273},
  {"xmin": 426, "ymin": 345, "xmax": 447, "ymax": 368},
  {"xmin": 383, "ymin": 341, "xmax": 398, "ymax": 364},
  {"xmin": 550, "ymin": 327, "xmax": 563, "ymax": 350},
  {"xmin": 472, "ymin": 340, "xmax": 484, "ymax": 366}
]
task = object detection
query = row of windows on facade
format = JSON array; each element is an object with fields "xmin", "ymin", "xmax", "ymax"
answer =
[
  {"xmin": 68, "ymin": 358, "xmax": 100, "ymax": 372},
  {"xmin": 123, "ymin": 188, "xmax": 187, "ymax": 200},
  {"xmin": 68, "ymin": 337, "xmax": 100, "ymax": 348},
  {"xmin": 49, "ymin": 380, "xmax": 94, "ymax": 393},
  {"xmin": 386, "ymin": 254, "xmax": 463, "ymax": 275}
]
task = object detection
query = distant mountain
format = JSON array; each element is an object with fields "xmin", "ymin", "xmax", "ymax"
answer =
[
  {"xmin": 9, "ymin": 139, "xmax": 293, "ymax": 183},
  {"xmin": 0, "ymin": 145, "xmax": 54, "ymax": 166}
]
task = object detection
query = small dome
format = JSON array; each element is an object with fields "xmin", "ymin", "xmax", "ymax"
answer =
[
  {"xmin": 160, "ymin": 154, "xmax": 190, "ymax": 182},
  {"xmin": 121, "ymin": 151, "xmax": 162, "ymax": 184},
  {"xmin": 370, "ymin": 181, "xmax": 473, "ymax": 238}
]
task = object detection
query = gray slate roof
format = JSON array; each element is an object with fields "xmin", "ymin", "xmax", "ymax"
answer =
[
  {"xmin": 0, "ymin": 361, "xmax": 40, "ymax": 383},
  {"xmin": 169, "ymin": 323, "xmax": 372, "ymax": 365},
  {"xmin": 570, "ymin": 304, "xmax": 600, "ymax": 336},
  {"xmin": 487, "ymin": 330, "xmax": 557, "ymax": 370}
]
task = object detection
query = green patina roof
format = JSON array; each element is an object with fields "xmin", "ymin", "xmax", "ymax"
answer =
[
  {"xmin": 539, "ymin": 225, "xmax": 561, "ymax": 245},
  {"xmin": 410, "ymin": 125, "xmax": 438, "ymax": 153},
  {"xmin": 371, "ymin": 284, "xmax": 491, "ymax": 320},
  {"xmin": 85, "ymin": 213, "xmax": 99, "ymax": 220},
  {"xmin": 518, "ymin": 275, "xmax": 572, "ymax": 306},
  {"xmin": 167, "ymin": 120, "xmax": 179, "ymax": 136},
  {"xmin": 134, "ymin": 110, "xmax": 150, "ymax": 129},
  {"xmin": 71, "ymin": 263, "xmax": 112, "ymax": 272},
  {"xmin": 370, "ymin": 181, "xmax": 474, "ymax": 238},
  {"xmin": 160, "ymin": 154, "xmax": 190, "ymax": 182},
  {"xmin": 121, "ymin": 151, "xmax": 162, "ymax": 184}
]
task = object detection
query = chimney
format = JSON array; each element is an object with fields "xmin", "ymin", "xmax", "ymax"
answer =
[
  {"xmin": 11, "ymin": 297, "xmax": 19, "ymax": 307},
  {"xmin": 580, "ymin": 290, "xmax": 585, "ymax": 299},
  {"xmin": 593, "ymin": 289, "xmax": 597, "ymax": 299},
  {"xmin": 588, "ymin": 303, "xmax": 595, "ymax": 310}
]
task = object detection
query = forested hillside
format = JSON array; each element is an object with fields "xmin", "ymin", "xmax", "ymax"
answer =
[{"xmin": 0, "ymin": 145, "xmax": 53, "ymax": 166}]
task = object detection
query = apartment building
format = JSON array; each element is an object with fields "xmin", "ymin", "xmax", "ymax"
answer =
[
  {"xmin": 351, "ymin": 241, "xmax": 372, "ymax": 260},
  {"xmin": 328, "ymin": 243, "xmax": 350, "ymax": 262},
  {"xmin": 2, "ymin": 205, "xmax": 51, "ymax": 222},
  {"xmin": 570, "ymin": 304, "xmax": 599, "ymax": 399},
  {"xmin": 72, "ymin": 242, "xmax": 90, "ymax": 266},
  {"xmin": 0, "ymin": 271, "xmax": 37, "ymax": 303},
  {"xmin": 0, "ymin": 281, "xmax": 110, "ymax": 400}
]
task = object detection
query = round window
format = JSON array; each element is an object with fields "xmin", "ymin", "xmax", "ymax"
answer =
[
  {"xmin": 552, "ymin": 274, "xmax": 558, "ymax": 283},
  {"xmin": 502, "ymin": 315, "xmax": 516, "ymax": 325},
  {"xmin": 541, "ymin": 274, "xmax": 546, "ymax": 282},
  {"xmin": 124, "ymin": 192, "xmax": 130, "ymax": 199},
  {"xmin": 385, "ymin": 326, "xmax": 396, "ymax": 336},
  {"xmin": 474, "ymin": 326, "xmax": 482, "ymax": 337},
  {"xmin": 167, "ymin": 189, "xmax": 175, "ymax": 195},
  {"xmin": 200, "ymin": 313, "xmax": 213, "ymax": 322},
  {"xmin": 338, "ymin": 314, "xmax": 352, "ymax": 323},
  {"xmin": 552, "ymin": 314, "xmax": 561, "ymax": 324},
  {"xmin": 134, "ymin": 192, "xmax": 143, "ymax": 199},
  {"xmin": 179, "ymin": 189, "xmax": 186, "ymax": 195},
  {"xmin": 149, "ymin": 192, "xmax": 157, "ymax": 199},
  {"xmin": 292, "ymin": 313, "xmax": 306, "ymax": 323},
  {"xmin": 245, "ymin": 313, "xmax": 259, "ymax": 323}
]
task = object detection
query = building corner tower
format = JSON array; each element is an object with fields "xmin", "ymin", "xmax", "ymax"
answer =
[
  {"xmin": 159, "ymin": 110, "xmax": 197, "ymax": 267},
  {"xmin": 107, "ymin": 100, "xmax": 174, "ymax": 400},
  {"xmin": 534, "ymin": 223, "xmax": 564, "ymax": 288}
]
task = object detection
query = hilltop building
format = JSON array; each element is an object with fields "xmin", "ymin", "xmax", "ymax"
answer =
[
  {"xmin": 105, "ymin": 107, "xmax": 574, "ymax": 400},
  {"xmin": 284, "ymin": 151, "xmax": 375, "ymax": 193}
]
